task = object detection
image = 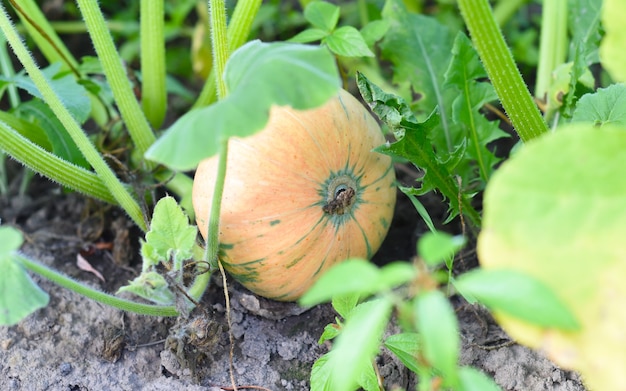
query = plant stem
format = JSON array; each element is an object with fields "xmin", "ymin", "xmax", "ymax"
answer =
[
  {"xmin": 204, "ymin": 137, "xmax": 229, "ymax": 265},
  {"xmin": 140, "ymin": 0, "xmax": 167, "ymax": 129},
  {"xmin": 534, "ymin": 0, "xmax": 567, "ymax": 103},
  {"xmin": 0, "ymin": 33, "xmax": 20, "ymax": 107},
  {"xmin": 0, "ymin": 4, "xmax": 147, "ymax": 230},
  {"xmin": 9, "ymin": 0, "xmax": 79, "ymax": 74},
  {"xmin": 75, "ymin": 0, "xmax": 156, "ymax": 161},
  {"xmin": 458, "ymin": 0, "xmax": 548, "ymax": 142},
  {"xmin": 193, "ymin": 0, "xmax": 262, "ymax": 108},
  {"xmin": 492, "ymin": 0, "xmax": 528, "ymax": 27},
  {"xmin": 18, "ymin": 254, "xmax": 179, "ymax": 316},
  {"xmin": 0, "ymin": 121, "xmax": 117, "ymax": 204},
  {"xmin": 209, "ymin": 0, "xmax": 229, "ymax": 99}
]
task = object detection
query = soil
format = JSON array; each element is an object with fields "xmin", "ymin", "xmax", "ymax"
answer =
[{"xmin": 0, "ymin": 165, "xmax": 587, "ymax": 391}]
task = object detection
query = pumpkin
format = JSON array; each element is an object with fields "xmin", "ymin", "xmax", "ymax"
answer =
[{"xmin": 192, "ymin": 89, "xmax": 396, "ymax": 301}]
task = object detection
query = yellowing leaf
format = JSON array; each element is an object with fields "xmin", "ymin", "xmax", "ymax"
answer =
[{"xmin": 478, "ymin": 123, "xmax": 626, "ymax": 391}]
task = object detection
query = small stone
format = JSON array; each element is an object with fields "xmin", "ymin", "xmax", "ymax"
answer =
[{"xmin": 59, "ymin": 362, "xmax": 72, "ymax": 376}]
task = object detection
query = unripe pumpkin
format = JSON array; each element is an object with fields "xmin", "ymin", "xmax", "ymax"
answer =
[{"xmin": 192, "ymin": 89, "xmax": 396, "ymax": 301}]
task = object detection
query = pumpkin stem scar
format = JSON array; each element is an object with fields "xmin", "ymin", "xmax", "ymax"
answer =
[{"xmin": 323, "ymin": 186, "xmax": 356, "ymax": 215}]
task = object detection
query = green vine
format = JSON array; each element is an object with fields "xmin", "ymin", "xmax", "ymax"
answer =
[
  {"xmin": 140, "ymin": 0, "xmax": 167, "ymax": 129},
  {"xmin": 76, "ymin": 0, "xmax": 156, "ymax": 160},
  {"xmin": 0, "ymin": 3, "xmax": 147, "ymax": 230},
  {"xmin": 458, "ymin": 0, "xmax": 548, "ymax": 142}
]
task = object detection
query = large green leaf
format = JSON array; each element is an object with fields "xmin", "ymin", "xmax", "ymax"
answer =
[
  {"xmin": 146, "ymin": 40, "xmax": 340, "ymax": 171},
  {"xmin": 0, "ymin": 227, "xmax": 49, "ymax": 326},
  {"xmin": 478, "ymin": 123, "xmax": 626, "ymax": 391}
]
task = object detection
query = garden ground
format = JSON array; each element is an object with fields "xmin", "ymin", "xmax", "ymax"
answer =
[{"xmin": 0, "ymin": 166, "xmax": 586, "ymax": 390}]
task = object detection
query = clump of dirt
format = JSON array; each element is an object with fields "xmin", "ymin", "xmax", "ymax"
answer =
[{"xmin": 0, "ymin": 173, "xmax": 586, "ymax": 390}]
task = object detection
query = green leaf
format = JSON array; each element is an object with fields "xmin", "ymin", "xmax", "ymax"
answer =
[
  {"xmin": 117, "ymin": 270, "xmax": 175, "ymax": 305},
  {"xmin": 478, "ymin": 123, "xmax": 626, "ymax": 390},
  {"xmin": 384, "ymin": 333, "xmax": 420, "ymax": 374},
  {"xmin": 455, "ymin": 269, "xmax": 580, "ymax": 331},
  {"xmin": 600, "ymin": 0, "xmax": 626, "ymax": 82},
  {"xmin": 572, "ymin": 84, "xmax": 626, "ymax": 126},
  {"xmin": 326, "ymin": 298, "xmax": 392, "ymax": 391},
  {"xmin": 15, "ymin": 100, "xmax": 90, "ymax": 169},
  {"xmin": 415, "ymin": 290, "xmax": 459, "ymax": 381},
  {"xmin": 357, "ymin": 73, "xmax": 481, "ymax": 226},
  {"xmin": 304, "ymin": 1, "xmax": 340, "ymax": 32},
  {"xmin": 146, "ymin": 40, "xmax": 340, "ymax": 171},
  {"xmin": 380, "ymin": 0, "xmax": 454, "ymax": 118},
  {"xmin": 289, "ymin": 28, "xmax": 329, "ymax": 43},
  {"xmin": 360, "ymin": 20, "xmax": 390, "ymax": 47},
  {"xmin": 325, "ymin": 26, "xmax": 374, "ymax": 57},
  {"xmin": 310, "ymin": 352, "xmax": 333, "ymax": 391},
  {"xmin": 299, "ymin": 260, "xmax": 415, "ymax": 307},
  {"xmin": 443, "ymin": 32, "xmax": 507, "ymax": 186},
  {"xmin": 563, "ymin": 0, "xmax": 601, "ymax": 115},
  {"xmin": 418, "ymin": 231, "xmax": 465, "ymax": 266},
  {"xmin": 0, "ymin": 226, "xmax": 23, "ymax": 254},
  {"xmin": 0, "ymin": 227, "xmax": 49, "ymax": 326},
  {"xmin": 332, "ymin": 293, "xmax": 360, "ymax": 319},
  {"xmin": 318, "ymin": 323, "xmax": 342, "ymax": 344},
  {"xmin": 141, "ymin": 196, "xmax": 197, "ymax": 268},
  {"xmin": 0, "ymin": 63, "xmax": 91, "ymax": 124},
  {"xmin": 458, "ymin": 366, "xmax": 502, "ymax": 391}
]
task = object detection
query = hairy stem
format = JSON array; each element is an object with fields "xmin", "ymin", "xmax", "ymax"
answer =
[
  {"xmin": 0, "ymin": 4, "xmax": 147, "ymax": 230},
  {"xmin": 458, "ymin": 0, "xmax": 548, "ymax": 142},
  {"xmin": 194, "ymin": 0, "xmax": 262, "ymax": 108},
  {"xmin": 76, "ymin": 0, "xmax": 156, "ymax": 161}
]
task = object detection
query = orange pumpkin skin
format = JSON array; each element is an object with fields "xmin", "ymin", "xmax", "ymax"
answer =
[{"xmin": 192, "ymin": 89, "xmax": 396, "ymax": 301}]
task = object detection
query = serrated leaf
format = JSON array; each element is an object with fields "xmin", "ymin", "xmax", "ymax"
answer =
[
  {"xmin": 380, "ymin": 0, "xmax": 454, "ymax": 118},
  {"xmin": 443, "ymin": 33, "xmax": 507, "ymax": 186},
  {"xmin": 571, "ymin": 84, "xmax": 626, "ymax": 126},
  {"xmin": 117, "ymin": 270, "xmax": 175, "ymax": 305},
  {"xmin": 304, "ymin": 1, "xmax": 340, "ymax": 32},
  {"xmin": 600, "ymin": 0, "xmax": 626, "ymax": 82},
  {"xmin": 142, "ymin": 196, "xmax": 197, "ymax": 268},
  {"xmin": 325, "ymin": 26, "xmax": 374, "ymax": 57},
  {"xmin": 326, "ymin": 298, "xmax": 392, "ymax": 391},
  {"xmin": 418, "ymin": 231, "xmax": 465, "ymax": 266},
  {"xmin": 146, "ymin": 40, "xmax": 339, "ymax": 171},
  {"xmin": 384, "ymin": 333, "xmax": 420, "ymax": 374},
  {"xmin": 455, "ymin": 269, "xmax": 580, "ymax": 331},
  {"xmin": 0, "ymin": 63, "xmax": 91, "ymax": 124},
  {"xmin": 14, "ymin": 100, "xmax": 90, "ymax": 169},
  {"xmin": 289, "ymin": 28, "xmax": 329, "ymax": 43},
  {"xmin": 358, "ymin": 73, "xmax": 481, "ymax": 225},
  {"xmin": 415, "ymin": 290, "xmax": 459, "ymax": 381}
]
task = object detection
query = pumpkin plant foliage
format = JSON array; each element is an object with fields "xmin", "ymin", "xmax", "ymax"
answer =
[{"xmin": 146, "ymin": 40, "xmax": 341, "ymax": 171}]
